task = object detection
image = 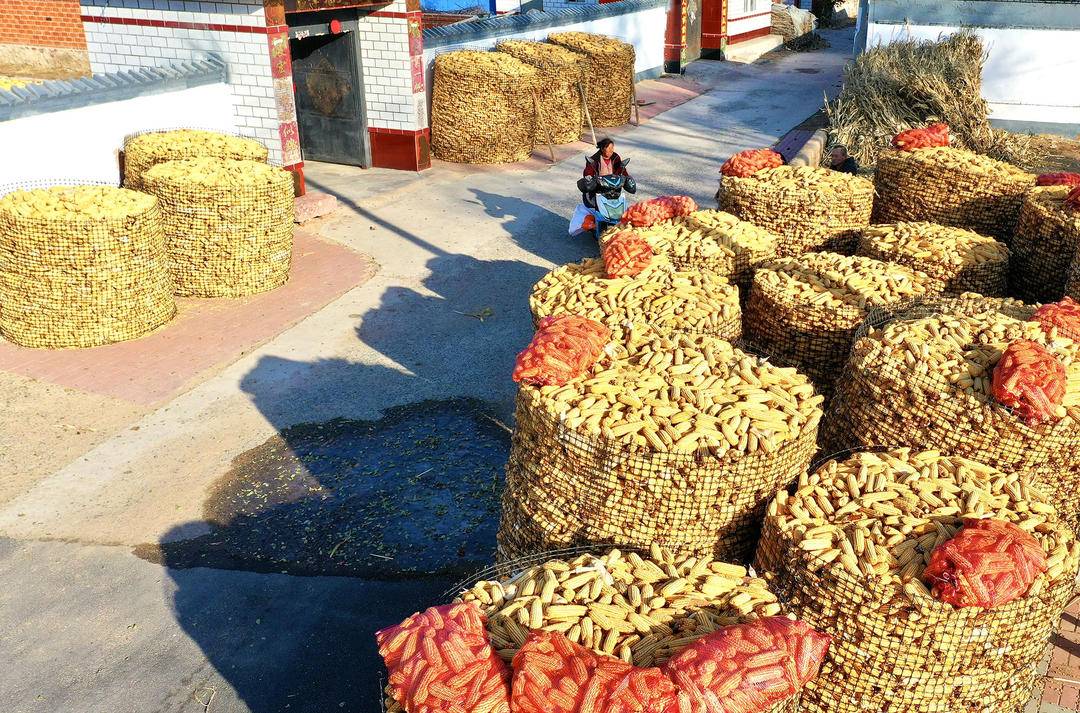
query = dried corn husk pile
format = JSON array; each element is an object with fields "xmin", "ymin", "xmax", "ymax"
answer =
[
  {"xmin": 499, "ymin": 332, "xmax": 824, "ymax": 564},
  {"xmin": 0, "ymin": 185, "xmax": 175, "ymax": 348},
  {"xmin": 142, "ymin": 158, "xmax": 294, "ymax": 297},
  {"xmin": 529, "ymin": 255, "xmax": 741, "ymax": 344},
  {"xmin": 856, "ymin": 222, "xmax": 1008, "ymax": 297},
  {"xmin": 496, "ymin": 40, "xmax": 585, "ymax": 145},
  {"xmin": 873, "ymin": 147, "xmax": 1035, "ymax": 242},
  {"xmin": 548, "ymin": 32, "xmax": 633, "ymax": 128},
  {"xmin": 1011, "ymin": 186, "xmax": 1080, "ymax": 303},
  {"xmin": 122, "ymin": 129, "xmax": 268, "ymax": 192},
  {"xmin": 744, "ymin": 252, "xmax": 938, "ymax": 397},
  {"xmin": 600, "ymin": 210, "xmax": 779, "ymax": 296},
  {"xmin": 770, "ymin": 3, "xmax": 816, "ymax": 42},
  {"xmin": 756, "ymin": 448, "xmax": 1080, "ymax": 713},
  {"xmin": 717, "ymin": 165, "xmax": 874, "ymax": 256},
  {"xmin": 823, "ymin": 296, "xmax": 1080, "ymax": 537},
  {"xmin": 431, "ymin": 50, "xmax": 541, "ymax": 164}
]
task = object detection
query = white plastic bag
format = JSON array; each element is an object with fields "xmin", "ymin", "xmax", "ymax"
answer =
[{"xmin": 569, "ymin": 204, "xmax": 592, "ymax": 236}]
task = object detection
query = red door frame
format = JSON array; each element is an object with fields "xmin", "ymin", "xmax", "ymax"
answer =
[{"xmin": 700, "ymin": 0, "xmax": 725, "ymax": 59}]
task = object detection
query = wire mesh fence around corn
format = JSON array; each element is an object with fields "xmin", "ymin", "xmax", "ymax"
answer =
[
  {"xmin": 498, "ymin": 333, "xmax": 824, "ymax": 565},
  {"xmin": 716, "ymin": 166, "xmax": 875, "ymax": 257},
  {"xmin": 856, "ymin": 222, "xmax": 1009, "ymax": 297},
  {"xmin": 1010, "ymin": 186, "xmax": 1080, "ymax": 304},
  {"xmin": 1069, "ymin": 253, "xmax": 1080, "ymax": 301},
  {"xmin": 122, "ymin": 128, "xmax": 269, "ymax": 193},
  {"xmin": 431, "ymin": 50, "xmax": 542, "ymax": 164},
  {"xmin": 755, "ymin": 448, "xmax": 1080, "ymax": 713},
  {"xmin": 496, "ymin": 40, "xmax": 586, "ymax": 145},
  {"xmin": 547, "ymin": 32, "xmax": 634, "ymax": 128},
  {"xmin": 821, "ymin": 295, "xmax": 1080, "ymax": 538},
  {"xmin": 872, "ymin": 147, "xmax": 1035, "ymax": 242},
  {"xmin": 0, "ymin": 183, "xmax": 176, "ymax": 348},
  {"xmin": 141, "ymin": 158, "xmax": 294, "ymax": 298}
]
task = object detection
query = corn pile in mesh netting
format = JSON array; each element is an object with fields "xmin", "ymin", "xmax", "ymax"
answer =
[
  {"xmin": 547, "ymin": 32, "xmax": 633, "ymax": 128},
  {"xmin": 717, "ymin": 166, "xmax": 875, "ymax": 257},
  {"xmin": 529, "ymin": 255, "xmax": 741, "ymax": 344},
  {"xmin": 856, "ymin": 222, "xmax": 1009, "ymax": 297},
  {"xmin": 1011, "ymin": 185, "xmax": 1080, "ymax": 304},
  {"xmin": 755, "ymin": 448, "xmax": 1080, "ymax": 713},
  {"xmin": 496, "ymin": 40, "xmax": 585, "ymax": 145},
  {"xmin": 600, "ymin": 210, "xmax": 779, "ymax": 296},
  {"xmin": 0, "ymin": 185, "xmax": 175, "ymax": 348},
  {"xmin": 142, "ymin": 158, "xmax": 294, "ymax": 298},
  {"xmin": 743, "ymin": 251, "xmax": 938, "ymax": 398},
  {"xmin": 384, "ymin": 546, "xmax": 799, "ymax": 713},
  {"xmin": 1069, "ymin": 256, "xmax": 1080, "ymax": 301},
  {"xmin": 823, "ymin": 296, "xmax": 1080, "ymax": 537},
  {"xmin": 122, "ymin": 129, "xmax": 268, "ymax": 192},
  {"xmin": 499, "ymin": 332, "xmax": 824, "ymax": 564},
  {"xmin": 873, "ymin": 147, "xmax": 1035, "ymax": 242},
  {"xmin": 431, "ymin": 51, "xmax": 541, "ymax": 164}
]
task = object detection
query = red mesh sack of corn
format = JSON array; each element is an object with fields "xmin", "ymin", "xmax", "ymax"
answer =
[
  {"xmin": 720, "ymin": 149, "xmax": 785, "ymax": 178},
  {"xmin": 923, "ymin": 518, "xmax": 1048, "ymax": 608},
  {"xmin": 1032, "ymin": 298, "xmax": 1080, "ymax": 341},
  {"xmin": 662, "ymin": 617, "xmax": 831, "ymax": 713},
  {"xmin": 621, "ymin": 198, "xmax": 675, "ymax": 228},
  {"xmin": 513, "ymin": 316, "xmax": 611, "ymax": 387},
  {"xmin": 602, "ymin": 230, "xmax": 654, "ymax": 278},
  {"xmin": 1066, "ymin": 186, "xmax": 1080, "ymax": 212},
  {"xmin": 1036, "ymin": 172, "xmax": 1080, "ymax": 187},
  {"xmin": 660, "ymin": 195, "xmax": 698, "ymax": 217},
  {"xmin": 511, "ymin": 631, "xmax": 677, "ymax": 713},
  {"xmin": 991, "ymin": 339, "xmax": 1067, "ymax": 424},
  {"xmin": 892, "ymin": 123, "xmax": 950, "ymax": 151},
  {"xmin": 376, "ymin": 602, "xmax": 511, "ymax": 713}
]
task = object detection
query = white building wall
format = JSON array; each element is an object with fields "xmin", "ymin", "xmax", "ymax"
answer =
[{"xmin": 727, "ymin": 0, "xmax": 770, "ymax": 42}]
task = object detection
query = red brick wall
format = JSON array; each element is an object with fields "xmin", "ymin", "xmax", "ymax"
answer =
[{"xmin": 0, "ymin": 0, "xmax": 87, "ymax": 49}]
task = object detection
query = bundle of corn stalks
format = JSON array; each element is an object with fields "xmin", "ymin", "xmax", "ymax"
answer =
[
  {"xmin": 826, "ymin": 33, "xmax": 1039, "ymax": 170},
  {"xmin": 771, "ymin": 3, "xmax": 816, "ymax": 43}
]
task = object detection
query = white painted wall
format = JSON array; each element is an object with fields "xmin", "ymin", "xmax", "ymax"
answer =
[
  {"xmin": 728, "ymin": 0, "xmax": 771, "ymax": 42},
  {"xmin": 866, "ymin": 23, "xmax": 1080, "ymax": 127},
  {"xmin": 0, "ymin": 83, "xmax": 239, "ymax": 186}
]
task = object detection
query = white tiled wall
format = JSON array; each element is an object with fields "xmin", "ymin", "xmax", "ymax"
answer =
[{"xmin": 356, "ymin": 2, "xmax": 425, "ymax": 132}]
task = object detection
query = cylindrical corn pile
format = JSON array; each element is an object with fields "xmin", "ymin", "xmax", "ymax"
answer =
[
  {"xmin": 496, "ymin": 40, "xmax": 585, "ymax": 145},
  {"xmin": 755, "ymin": 449, "xmax": 1080, "ymax": 713},
  {"xmin": 547, "ymin": 32, "xmax": 634, "ymax": 128},
  {"xmin": 717, "ymin": 166, "xmax": 875, "ymax": 256},
  {"xmin": 1069, "ymin": 254, "xmax": 1080, "ymax": 301},
  {"xmin": 743, "ymin": 252, "xmax": 937, "ymax": 397},
  {"xmin": 600, "ymin": 210, "xmax": 779, "ymax": 296},
  {"xmin": 856, "ymin": 222, "xmax": 1009, "ymax": 297},
  {"xmin": 500, "ymin": 333, "xmax": 824, "ymax": 564},
  {"xmin": 122, "ymin": 128, "xmax": 268, "ymax": 193},
  {"xmin": 823, "ymin": 296, "xmax": 1080, "ymax": 536},
  {"xmin": 431, "ymin": 50, "xmax": 541, "ymax": 164},
  {"xmin": 529, "ymin": 255, "xmax": 742, "ymax": 344},
  {"xmin": 0, "ymin": 185, "xmax": 175, "ymax": 348},
  {"xmin": 1010, "ymin": 185, "xmax": 1080, "ymax": 303},
  {"xmin": 873, "ymin": 147, "xmax": 1035, "ymax": 242},
  {"xmin": 142, "ymin": 158, "xmax": 294, "ymax": 297}
]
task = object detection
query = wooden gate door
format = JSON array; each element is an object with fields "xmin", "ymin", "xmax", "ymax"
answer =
[{"xmin": 290, "ymin": 31, "xmax": 368, "ymax": 166}]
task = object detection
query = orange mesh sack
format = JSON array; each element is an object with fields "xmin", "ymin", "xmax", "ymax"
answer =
[
  {"xmin": 721, "ymin": 149, "xmax": 785, "ymax": 178},
  {"xmin": 376, "ymin": 602, "xmax": 511, "ymax": 713},
  {"xmin": 892, "ymin": 123, "xmax": 950, "ymax": 151},
  {"xmin": 620, "ymin": 196, "xmax": 698, "ymax": 228},
  {"xmin": 1037, "ymin": 172, "xmax": 1080, "ymax": 187},
  {"xmin": 991, "ymin": 339, "xmax": 1067, "ymax": 425},
  {"xmin": 923, "ymin": 518, "xmax": 1048, "ymax": 609},
  {"xmin": 513, "ymin": 316, "xmax": 611, "ymax": 386},
  {"xmin": 1033, "ymin": 298, "xmax": 1080, "ymax": 341},
  {"xmin": 601, "ymin": 231, "xmax": 653, "ymax": 278},
  {"xmin": 663, "ymin": 617, "xmax": 830, "ymax": 713}
]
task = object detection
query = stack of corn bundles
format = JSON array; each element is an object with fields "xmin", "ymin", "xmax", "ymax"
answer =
[
  {"xmin": 1011, "ymin": 185, "xmax": 1080, "ymax": 303},
  {"xmin": 496, "ymin": 40, "xmax": 585, "ymax": 145},
  {"xmin": 500, "ymin": 332, "xmax": 824, "ymax": 564},
  {"xmin": 743, "ymin": 252, "xmax": 938, "ymax": 397},
  {"xmin": 431, "ymin": 51, "xmax": 541, "ymax": 164},
  {"xmin": 600, "ymin": 210, "xmax": 779, "ymax": 295},
  {"xmin": 717, "ymin": 165, "xmax": 875, "ymax": 256},
  {"xmin": 122, "ymin": 128, "xmax": 268, "ymax": 192},
  {"xmin": 548, "ymin": 32, "xmax": 634, "ymax": 128},
  {"xmin": 873, "ymin": 147, "xmax": 1035, "ymax": 241},
  {"xmin": 0, "ymin": 185, "xmax": 175, "ymax": 348},
  {"xmin": 770, "ymin": 3, "xmax": 816, "ymax": 42},
  {"xmin": 142, "ymin": 158, "xmax": 294, "ymax": 297},
  {"xmin": 824, "ymin": 296, "xmax": 1080, "ymax": 536},
  {"xmin": 529, "ymin": 255, "xmax": 741, "ymax": 344},
  {"xmin": 856, "ymin": 222, "xmax": 1008, "ymax": 297},
  {"xmin": 756, "ymin": 448, "xmax": 1080, "ymax": 713}
]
